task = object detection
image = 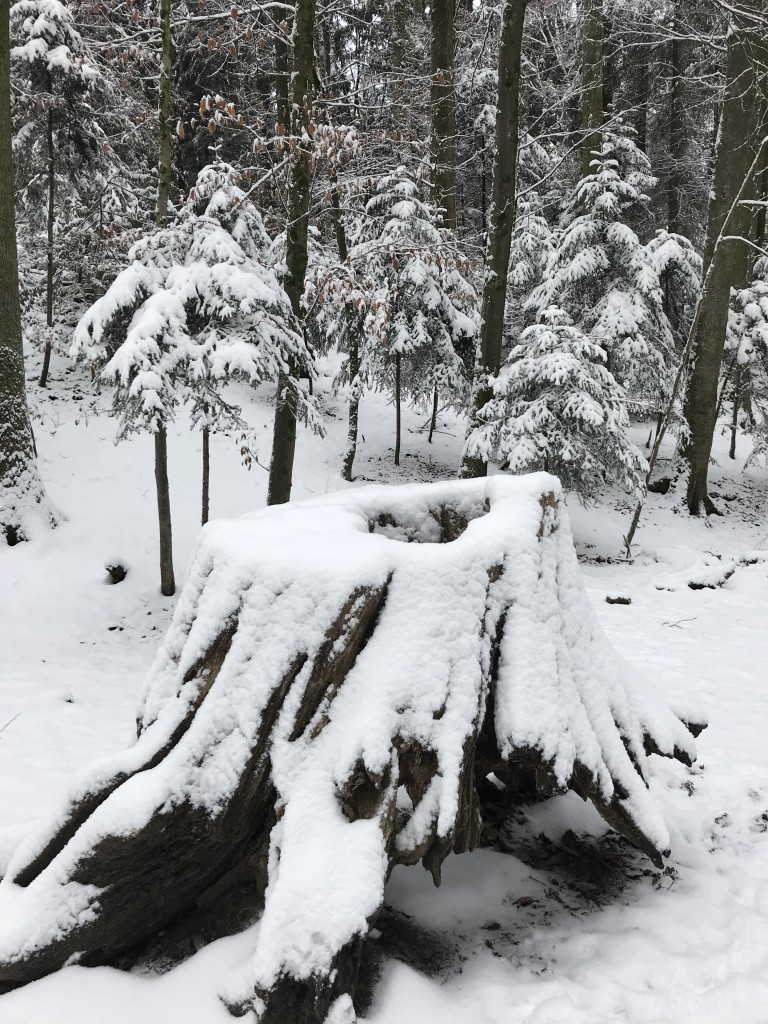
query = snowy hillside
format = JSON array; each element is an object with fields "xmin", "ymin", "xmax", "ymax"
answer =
[{"xmin": 1, "ymin": 349, "xmax": 768, "ymax": 1024}]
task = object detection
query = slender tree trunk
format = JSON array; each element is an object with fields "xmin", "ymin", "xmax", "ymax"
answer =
[
  {"xmin": 730, "ymin": 367, "xmax": 741, "ymax": 460},
  {"xmin": 153, "ymin": 0, "xmax": 175, "ymax": 595},
  {"xmin": 201, "ymin": 425, "xmax": 210, "ymax": 525},
  {"xmin": 329, "ymin": 180, "xmax": 360, "ymax": 483},
  {"xmin": 0, "ymin": 0, "xmax": 52, "ymax": 544},
  {"xmin": 267, "ymin": 0, "xmax": 315, "ymax": 506},
  {"xmin": 39, "ymin": 100, "xmax": 55, "ymax": 388},
  {"xmin": 460, "ymin": 0, "xmax": 528, "ymax": 478},
  {"xmin": 581, "ymin": 0, "xmax": 604, "ymax": 178},
  {"xmin": 391, "ymin": 0, "xmax": 406, "ymax": 138},
  {"xmin": 682, "ymin": 3, "xmax": 764, "ymax": 515},
  {"xmin": 428, "ymin": 387, "xmax": 439, "ymax": 443},
  {"xmin": 154, "ymin": 429, "xmax": 174, "ymax": 597},
  {"xmin": 394, "ymin": 351, "xmax": 401, "ymax": 467},
  {"xmin": 667, "ymin": 8, "xmax": 686, "ymax": 235},
  {"xmin": 275, "ymin": 21, "xmax": 290, "ymax": 134},
  {"xmin": 430, "ymin": 0, "xmax": 456, "ymax": 228}
]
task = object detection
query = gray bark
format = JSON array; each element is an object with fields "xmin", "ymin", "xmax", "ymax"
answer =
[{"xmin": 683, "ymin": 3, "xmax": 765, "ymax": 515}]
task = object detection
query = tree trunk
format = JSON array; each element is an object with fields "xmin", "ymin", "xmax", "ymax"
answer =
[
  {"xmin": 329, "ymin": 181, "xmax": 361, "ymax": 483},
  {"xmin": 683, "ymin": 3, "xmax": 764, "ymax": 515},
  {"xmin": 460, "ymin": 0, "xmax": 528, "ymax": 478},
  {"xmin": 201, "ymin": 425, "xmax": 210, "ymax": 525},
  {"xmin": 267, "ymin": 0, "xmax": 315, "ymax": 506},
  {"xmin": 275, "ymin": 20, "xmax": 290, "ymax": 134},
  {"xmin": 394, "ymin": 351, "xmax": 401, "ymax": 467},
  {"xmin": 0, "ymin": 0, "xmax": 52, "ymax": 544},
  {"xmin": 730, "ymin": 366, "xmax": 741, "ymax": 460},
  {"xmin": 667, "ymin": 7, "xmax": 686, "ymax": 235},
  {"xmin": 428, "ymin": 386, "xmax": 439, "ymax": 443},
  {"xmin": 39, "ymin": 100, "xmax": 55, "ymax": 388},
  {"xmin": 580, "ymin": 0, "xmax": 604, "ymax": 178},
  {"xmin": 430, "ymin": 0, "xmax": 456, "ymax": 229},
  {"xmin": 155, "ymin": 428, "xmax": 175, "ymax": 597},
  {"xmin": 391, "ymin": 0, "xmax": 406, "ymax": 138},
  {"xmin": 153, "ymin": 0, "xmax": 175, "ymax": 594}
]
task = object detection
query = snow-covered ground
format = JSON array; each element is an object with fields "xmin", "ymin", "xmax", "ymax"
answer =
[{"xmin": 2, "ymin": 349, "xmax": 768, "ymax": 1023}]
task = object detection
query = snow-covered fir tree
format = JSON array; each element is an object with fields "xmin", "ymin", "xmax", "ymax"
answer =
[
  {"xmin": 467, "ymin": 305, "xmax": 647, "ymax": 494},
  {"xmin": 311, "ymin": 168, "xmax": 478, "ymax": 464},
  {"xmin": 528, "ymin": 139, "xmax": 676, "ymax": 421},
  {"xmin": 726, "ymin": 259, "xmax": 768, "ymax": 465},
  {"xmin": 72, "ymin": 162, "xmax": 314, "ymax": 514},
  {"xmin": 10, "ymin": 0, "xmax": 101, "ymax": 385}
]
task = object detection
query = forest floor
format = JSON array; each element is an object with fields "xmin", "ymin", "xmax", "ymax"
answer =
[{"xmin": 1, "ymin": 349, "xmax": 768, "ymax": 1024}]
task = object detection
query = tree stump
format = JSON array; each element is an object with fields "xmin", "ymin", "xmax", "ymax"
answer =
[{"xmin": 0, "ymin": 474, "xmax": 705, "ymax": 1021}]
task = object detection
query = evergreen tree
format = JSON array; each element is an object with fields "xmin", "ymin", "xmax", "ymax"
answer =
[
  {"xmin": 529, "ymin": 140, "xmax": 675, "ymax": 416},
  {"xmin": 466, "ymin": 305, "xmax": 646, "ymax": 494},
  {"xmin": 11, "ymin": 0, "xmax": 99, "ymax": 386},
  {"xmin": 313, "ymin": 168, "xmax": 478, "ymax": 467},
  {"xmin": 72, "ymin": 163, "xmax": 312, "ymax": 538}
]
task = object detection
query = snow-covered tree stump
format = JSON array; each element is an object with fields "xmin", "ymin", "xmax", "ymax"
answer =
[{"xmin": 0, "ymin": 475, "xmax": 705, "ymax": 1020}]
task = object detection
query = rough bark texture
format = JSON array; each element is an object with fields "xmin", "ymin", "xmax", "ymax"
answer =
[
  {"xmin": 580, "ymin": 0, "xmax": 604, "ymax": 179},
  {"xmin": 0, "ymin": 0, "xmax": 53, "ymax": 545},
  {"xmin": 461, "ymin": 0, "xmax": 528, "ymax": 478},
  {"xmin": 0, "ymin": 479, "xmax": 704, "ymax": 1020},
  {"xmin": 267, "ymin": 0, "xmax": 315, "ymax": 506},
  {"xmin": 682, "ymin": 2, "xmax": 765, "ymax": 515}
]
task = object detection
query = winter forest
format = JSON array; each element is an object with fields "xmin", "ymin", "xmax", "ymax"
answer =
[{"xmin": 1, "ymin": 0, "xmax": 768, "ymax": 1022}]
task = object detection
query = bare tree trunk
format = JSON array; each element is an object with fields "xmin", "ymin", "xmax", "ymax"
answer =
[
  {"xmin": 394, "ymin": 351, "xmax": 401, "ymax": 467},
  {"xmin": 329, "ymin": 181, "xmax": 361, "ymax": 483},
  {"xmin": 39, "ymin": 99, "xmax": 55, "ymax": 388},
  {"xmin": 581, "ymin": 0, "xmax": 604, "ymax": 178},
  {"xmin": 267, "ymin": 0, "xmax": 315, "ymax": 506},
  {"xmin": 201, "ymin": 425, "xmax": 210, "ymax": 525},
  {"xmin": 0, "ymin": 0, "xmax": 52, "ymax": 544},
  {"xmin": 428, "ymin": 386, "xmax": 438, "ymax": 443},
  {"xmin": 683, "ymin": 2, "xmax": 764, "ymax": 515},
  {"xmin": 730, "ymin": 366, "xmax": 741, "ymax": 460},
  {"xmin": 154, "ymin": 0, "xmax": 175, "ymax": 595},
  {"xmin": 430, "ymin": 0, "xmax": 456, "ymax": 228},
  {"xmin": 155, "ymin": 428, "xmax": 174, "ymax": 597},
  {"xmin": 461, "ymin": 0, "xmax": 528, "ymax": 478},
  {"xmin": 667, "ymin": 6, "xmax": 686, "ymax": 235}
]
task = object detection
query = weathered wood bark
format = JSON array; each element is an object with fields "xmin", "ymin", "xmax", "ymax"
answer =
[
  {"xmin": 0, "ymin": 478, "xmax": 705, "ymax": 1020},
  {"xmin": 682, "ymin": 2, "xmax": 765, "ymax": 515},
  {"xmin": 430, "ymin": 0, "xmax": 456, "ymax": 229},
  {"xmin": 580, "ymin": 0, "xmax": 604, "ymax": 178},
  {"xmin": 267, "ymin": 0, "xmax": 315, "ymax": 506},
  {"xmin": 461, "ymin": 0, "xmax": 528, "ymax": 478},
  {"xmin": 0, "ymin": 0, "xmax": 53, "ymax": 544}
]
